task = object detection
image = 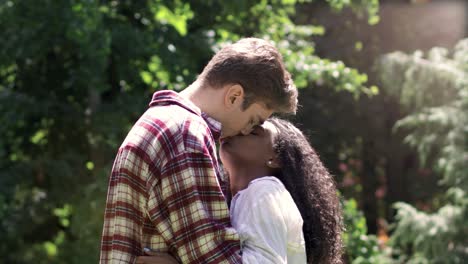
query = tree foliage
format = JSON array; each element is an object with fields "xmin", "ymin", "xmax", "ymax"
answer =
[
  {"xmin": 0, "ymin": 0, "xmax": 379, "ymax": 263},
  {"xmin": 377, "ymin": 39, "xmax": 468, "ymax": 264},
  {"xmin": 343, "ymin": 198, "xmax": 393, "ymax": 264}
]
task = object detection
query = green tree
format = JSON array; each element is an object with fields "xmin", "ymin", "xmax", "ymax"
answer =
[
  {"xmin": 343, "ymin": 198, "xmax": 393, "ymax": 264},
  {"xmin": 377, "ymin": 39, "xmax": 468, "ymax": 263},
  {"xmin": 0, "ymin": 0, "xmax": 379, "ymax": 263}
]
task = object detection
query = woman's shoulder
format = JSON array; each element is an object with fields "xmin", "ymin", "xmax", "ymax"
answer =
[
  {"xmin": 233, "ymin": 176, "xmax": 302, "ymax": 224},
  {"xmin": 232, "ymin": 177, "xmax": 286, "ymax": 217},
  {"xmin": 248, "ymin": 176, "xmax": 284, "ymax": 190},
  {"xmin": 237, "ymin": 176, "xmax": 287, "ymax": 202}
]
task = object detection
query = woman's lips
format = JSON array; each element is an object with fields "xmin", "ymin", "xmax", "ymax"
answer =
[{"xmin": 220, "ymin": 137, "xmax": 232, "ymax": 145}]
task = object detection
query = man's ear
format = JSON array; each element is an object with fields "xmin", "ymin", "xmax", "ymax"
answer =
[{"xmin": 224, "ymin": 84, "xmax": 244, "ymax": 110}]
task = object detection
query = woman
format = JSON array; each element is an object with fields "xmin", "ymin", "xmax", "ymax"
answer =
[
  {"xmin": 220, "ymin": 118, "xmax": 343, "ymax": 263},
  {"xmin": 137, "ymin": 118, "xmax": 343, "ymax": 263}
]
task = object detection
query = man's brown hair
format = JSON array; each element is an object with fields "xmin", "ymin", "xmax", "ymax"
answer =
[{"xmin": 199, "ymin": 38, "xmax": 298, "ymax": 114}]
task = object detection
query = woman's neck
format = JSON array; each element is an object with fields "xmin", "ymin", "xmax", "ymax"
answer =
[{"xmin": 229, "ymin": 167, "xmax": 271, "ymax": 196}]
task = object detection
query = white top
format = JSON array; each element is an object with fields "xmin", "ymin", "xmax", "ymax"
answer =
[{"xmin": 230, "ymin": 176, "xmax": 307, "ymax": 264}]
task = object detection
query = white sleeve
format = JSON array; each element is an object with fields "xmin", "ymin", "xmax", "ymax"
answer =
[{"xmin": 232, "ymin": 184, "xmax": 289, "ymax": 264}]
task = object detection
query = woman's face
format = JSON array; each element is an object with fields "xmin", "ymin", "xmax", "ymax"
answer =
[{"xmin": 219, "ymin": 121, "xmax": 278, "ymax": 170}]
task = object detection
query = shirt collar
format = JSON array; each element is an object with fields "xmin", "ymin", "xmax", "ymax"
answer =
[{"xmin": 149, "ymin": 90, "xmax": 222, "ymax": 140}]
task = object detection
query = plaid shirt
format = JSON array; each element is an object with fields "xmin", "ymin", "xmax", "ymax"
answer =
[{"xmin": 100, "ymin": 90, "xmax": 241, "ymax": 264}]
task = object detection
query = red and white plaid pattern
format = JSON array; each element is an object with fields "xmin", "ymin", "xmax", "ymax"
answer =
[{"xmin": 100, "ymin": 90, "xmax": 241, "ymax": 263}]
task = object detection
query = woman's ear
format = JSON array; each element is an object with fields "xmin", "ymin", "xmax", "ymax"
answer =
[
  {"xmin": 224, "ymin": 84, "xmax": 244, "ymax": 110},
  {"xmin": 266, "ymin": 157, "xmax": 281, "ymax": 169}
]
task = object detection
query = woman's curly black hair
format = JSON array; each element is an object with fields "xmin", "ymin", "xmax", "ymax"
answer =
[{"xmin": 269, "ymin": 117, "xmax": 344, "ymax": 264}]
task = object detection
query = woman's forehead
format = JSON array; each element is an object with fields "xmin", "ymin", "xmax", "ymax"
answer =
[{"xmin": 262, "ymin": 121, "xmax": 279, "ymax": 137}]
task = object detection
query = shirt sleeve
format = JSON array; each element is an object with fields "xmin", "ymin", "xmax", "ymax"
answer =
[
  {"xmin": 100, "ymin": 146, "xmax": 150, "ymax": 264},
  {"xmin": 153, "ymin": 151, "xmax": 242, "ymax": 264},
  {"xmin": 232, "ymin": 184, "xmax": 290, "ymax": 264}
]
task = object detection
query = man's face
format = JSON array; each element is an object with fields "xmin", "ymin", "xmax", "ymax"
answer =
[{"xmin": 220, "ymin": 102, "xmax": 273, "ymax": 139}]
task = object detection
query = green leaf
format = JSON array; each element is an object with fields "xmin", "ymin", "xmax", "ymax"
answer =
[
  {"xmin": 368, "ymin": 15, "xmax": 380, "ymax": 25},
  {"xmin": 281, "ymin": 0, "xmax": 296, "ymax": 4},
  {"xmin": 43, "ymin": 241, "xmax": 58, "ymax": 257},
  {"xmin": 30, "ymin": 129, "xmax": 48, "ymax": 145},
  {"xmin": 140, "ymin": 71, "xmax": 153, "ymax": 84},
  {"xmin": 355, "ymin": 41, "xmax": 363, "ymax": 51},
  {"xmin": 86, "ymin": 161, "xmax": 94, "ymax": 171},
  {"xmin": 154, "ymin": 4, "xmax": 194, "ymax": 36}
]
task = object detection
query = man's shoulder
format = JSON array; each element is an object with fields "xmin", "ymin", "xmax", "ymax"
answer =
[
  {"xmin": 127, "ymin": 105, "xmax": 213, "ymax": 154},
  {"xmin": 147, "ymin": 104, "xmax": 212, "ymax": 139},
  {"xmin": 144, "ymin": 104, "xmax": 207, "ymax": 131}
]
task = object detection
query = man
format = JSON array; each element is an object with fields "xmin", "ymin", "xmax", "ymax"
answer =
[{"xmin": 100, "ymin": 37, "xmax": 298, "ymax": 263}]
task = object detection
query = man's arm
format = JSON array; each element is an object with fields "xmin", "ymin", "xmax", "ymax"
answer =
[
  {"xmin": 100, "ymin": 146, "xmax": 149, "ymax": 264},
  {"xmin": 148, "ymin": 151, "xmax": 242, "ymax": 264}
]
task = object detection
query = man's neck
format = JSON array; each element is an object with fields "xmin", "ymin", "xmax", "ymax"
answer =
[{"xmin": 180, "ymin": 80, "xmax": 222, "ymax": 119}]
